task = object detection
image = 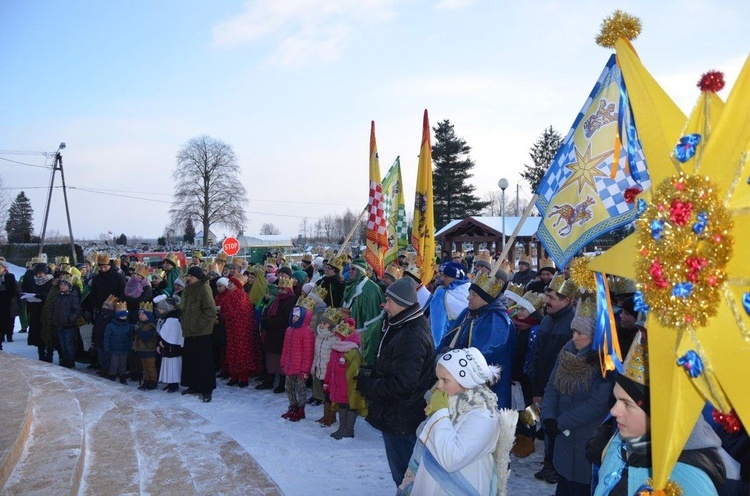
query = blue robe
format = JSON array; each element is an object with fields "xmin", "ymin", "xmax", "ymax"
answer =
[{"xmin": 437, "ymin": 298, "xmax": 516, "ymax": 409}]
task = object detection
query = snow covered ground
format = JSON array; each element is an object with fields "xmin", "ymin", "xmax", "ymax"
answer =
[{"xmin": 4, "ymin": 263, "xmax": 554, "ymax": 495}]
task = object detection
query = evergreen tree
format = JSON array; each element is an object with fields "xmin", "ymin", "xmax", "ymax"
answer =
[
  {"xmin": 522, "ymin": 126, "xmax": 562, "ymax": 191},
  {"xmin": 5, "ymin": 191, "xmax": 34, "ymax": 243},
  {"xmin": 116, "ymin": 233, "xmax": 128, "ymax": 245},
  {"xmin": 432, "ymin": 120, "xmax": 489, "ymax": 229},
  {"xmin": 183, "ymin": 218, "xmax": 196, "ymax": 244}
]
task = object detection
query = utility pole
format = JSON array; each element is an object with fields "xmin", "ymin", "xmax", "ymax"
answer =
[
  {"xmin": 516, "ymin": 183, "xmax": 520, "ymax": 216},
  {"xmin": 38, "ymin": 142, "xmax": 77, "ymax": 264}
]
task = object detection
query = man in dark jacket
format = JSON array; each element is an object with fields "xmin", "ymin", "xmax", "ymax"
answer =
[
  {"xmin": 356, "ymin": 277, "xmax": 435, "ymax": 487},
  {"xmin": 85, "ymin": 253, "xmax": 126, "ymax": 314},
  {"xmin": 529, "ymin": 272, "xmax": 578, "ymax": 483},
  {"xmin": 0, "ymin": 259, "xmax": 19, "ymax": 346}
]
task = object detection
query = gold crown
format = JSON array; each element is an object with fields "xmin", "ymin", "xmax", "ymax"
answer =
[
  {"xmin": 574, "ymin": 297, "xmax": 597, "ymax": 320},
  {"xmin": 216, "ymin": 252, "xmax": 228, "ymax": 262},
  {"xmin": 139, "ymin": 301, "xmax": 153, "ymax": 313},
  {"xmin": 504, "ymin": 282, "xmax": 525, "ymax": 303},
  {"xmin": 105, "ymin": 295, "xmax": 118, "ymax": 307},
  {"xmin": 608, "ymin": 276, "xmax": 637, "ymax": 296},
  {"xmin": 310, "ymin": 285, "xmax": 328, "ymax": 301},
  {"xmin": 231, "ymin": 256, "xmax": 244, "ymax": 267},
  {"xmin": 164, "ymin": 253, "xmax": 179, "ymax": 267},
  {"xmin": 518, "ymin": 291, "xmax": 545, "ymax": 312},
  {"xmin": 404, "ymin": 263, "xmax": 422, "ymax": 280},
  {"xmin": 115, "ymin": 301, "xmax": 128, "ymax": 313},
  {"xmin": 622, "ymin": 336, "xmax": 649, "ymax": 387},
  {"xmin": 301, "ymin": 253, "xmax": 313, "ymax": 263},
  {"xmin": 207, "ymin": 262, "xmax": 219, "ymax": 273},
  {"xmin": 134, "ymin": 263, "xmax": 150, "ymax": 278},
  {"xmin": 278, "ymin": 277, "xmax": 294, "ymax": 289},
  {"xmin": 547, "ymin": 272, "xmax": 579, "ymax": 299},
  {"xmin": 97, "ymin": 252, "xmax": 110, "ymax": 265},
  {"xmin": 296, "ymin": 295, "xmax": 317, "ymax": 313},
  {"xmin": 495, "ymin": 259, "xmax": 512, "ymax": 279},
  {"xmin": 151, "ymin": 269, "xmax": 165, "ymax": 280},
  {"xmin": 384, "ymin": 265, "xmax": 403, "ymax": 280},
  {"xmin": 60, "ymin": 256, "xmax": 70, "ymax": 266},
  {"xmin": 321, "ymin": 307, "xmax": 343, "ymax": 326},
  {"xmin": 475, "ymin": 249, "xmax": 493, "ymax": 269},
  {"xmin": 326, "ymin": 255, "xmax": 345, "ymax": 271},
  {"xmin": 472, "ymin": 272, "xmax": 503, "ymax": 299},
  {"xmin": 539, "ymin": 256, "xmax": 556, "ymax": 272},
  {"xmin": 519, "ymin": 253, "xmax": 532, "ymax": 265},
  {"xmin": 335, "ymin": 320, "xmax": 356, "ymax": 337},
  {"xmin": 192, "ymin": 251, "xmax": 203, "ymax": 260}
]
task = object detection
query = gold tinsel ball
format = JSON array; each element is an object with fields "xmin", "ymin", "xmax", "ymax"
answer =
[
  {"xmin": 596, "ymin": 10, "xmax": 642, "ymax": 48},
  {"xmin": 568, "ymin": 256, "xmax": 597, "ymax": 293}
]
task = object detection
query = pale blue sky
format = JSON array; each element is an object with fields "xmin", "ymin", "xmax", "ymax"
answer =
[{"xmin": 1, "ymin": 0, "xmax": 747, "ymax": 241}]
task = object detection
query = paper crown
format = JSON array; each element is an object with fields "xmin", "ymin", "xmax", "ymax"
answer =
[
  {"xmin": 164, "ymin": 253, "xmax": 179, "ymax": 267},
  {"xmin": 59, "ymin": 256, "xmax": 70, "ymax": 266},
  {"xmin": 115, "ymin": 301, "xmax": 128, "ymax": 313},
  {"xmin": 622, "ymin": 334, "xmax": 648, "ymax": 387},
  {"xmin": 151, "ymin": 269, "xmax": 165, "ymax": 280},
  {"xmin": 608, "ymin": 276, "xmax": 637, "ymax": 296},
  {"xmin": 97, "ymin": 252, "xmax": 110, "ymax": 265},
  {"xmin": 519, "ymin": 253, "xmax": 532, "ymax": 265},
  {"xmin": 494, "ymin": 259, "xmax": 512, "ymax": 279},
  {"xmin": 384, "ymin": 265, "xmax": 403, "ymax": 280},
  {"xmin": 192, "ymin": 251, "xmax": 203, "ymax": 260},
  {"xmin": 472, "ymin": 272, "xmax": 504, "ymax": 299},
  {"xmin": 504, "ymin": 282, "xmax": 525, "ymax": 303},
  {"xmin": 216, "ymin": 252, "xmax": 228, "ymax": 262},
  {"xmin": 301, "ymin": 253, "xmax": 313, "ymax": 263},
  {"xmin": 547, "ymin": 272, "xmax": 579, "ymax": 299},
  {"xmin": 326, "ymin": 255, "xmax": 345, "ymax": 271},
  {"xmin": 475, "ymin": 250, "xmax": 493, "ymax": 269},
  {"xmin": 277, "ymin": 277, "xmax": 294, "ymax": 289},
  {"xmin": 139, "ymin": 301, "xmax": 153, "ymax": 313},
  {"xmin": 539, "ymin": 257, "xmax": 556, "ymax": 272},
  {"xmin": 335, "ymin": 319, "xmax": 356, "ymax": 337},
  {"xmin": 296, "ymin": 295, "xmax": 317, "ymax": 313},
  {"xmin": 231, "ymin": 256, "xmax": 244, "ymax": 267},
  {"xmin": 517, "ymin": 291, "xmax": 545, "ymax": 313},
  {"xmin": 134, "ymin": 263, "xmax": 150, "ymax": 278},
  {"xmin": 104, "ymin": 295, "xmax": 118, "ymax": 307},
  {"xmin": 404, "ymin": 263, "xmax": 422, "ymax": 280},
  {"xmin": 310, "ymin": 285, "xmax": 328, "ymax": 302},
  {"xmin": 321, "ymin": 307, "xmax": 343, "ymax": 326},
  {"xmin": 574, "ymin": 297, "xmax": 597, "ymax": 320}
]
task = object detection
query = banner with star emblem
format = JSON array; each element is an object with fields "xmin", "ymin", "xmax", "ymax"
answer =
[
  {"xmin": 381, "ymin": 157, "xmax": 408, "ymax": 267},
  {"xmin": 536, "ymin": 54, "xmax": 651, "ymax": 268}
]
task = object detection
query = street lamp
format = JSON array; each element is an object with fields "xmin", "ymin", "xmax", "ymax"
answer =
[
  {"xmin": 498, "ymin": 178, "xmax": 509, "ymax": 254},
  {"xmin": 39, "ymin": 142, "xmax": 77, "ymax": 264}
]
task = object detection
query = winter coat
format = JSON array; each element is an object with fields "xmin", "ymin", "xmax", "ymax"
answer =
[
  {"xmin": 357, "ymin": 303, "xmax": 436, "ymax": 435},
  {"xmin": 104, "ymin": 318, "xmax": 134, "ymax": 354},
  {"xmin": 316, "ymin": 274, "xmax": 344, "ymax": 308},
  {"xmin": 50, "ymin": 289, "xmax": 82, "ymax": 331},
  {"xmin": 86, "ymin": 268, "xmax": 126, "ymax": 312},
  {"xmin": 261, "ymin": 288, "xmax": 296, "ymax": 355},
  {"xmin": 0, "ymin": 271, "xmax": 18, "ymax": 312},
  {"xmin": 161, "ymin": 265, "xmax": 182, "ymax": 297},
  {"xmin": 158, "ymin": 313, "xmax": 183, "ymax": 358},
  {"xmin": 92, "ymin": 308, "xmax": 114, "ymax": 348},
  {"xmin": 123, "ymin": 276, "xmax": 152, "ymax": 323},
  {"xmin": 530, "ymin": 304, "xmax": 575, "ymax": 397},
  {"xmin": 133, "ymin": 320, "xmax": 158, "ymax": 358},
  {"xmin": 180, "ymin": 278, "xmax": 216, "ymax": 338},
  {"xmin": 280, "ymin": 307, "xmax": 314, "ymax": 377},
  {"xmin": 312, "ymin": 324, "xmax": 336, "ymax": 380},
  {"xmin": 324, "ymin": 332, "xmax": 367, "ymax": 415},
  {"xmin": 542, "ymin": 341, "xmax": 614, "ymax": 484}
]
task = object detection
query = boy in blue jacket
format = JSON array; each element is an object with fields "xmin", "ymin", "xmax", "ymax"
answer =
[{"xmin": 104, "ymin": 301, "xmax": 134, "ymax": 384}]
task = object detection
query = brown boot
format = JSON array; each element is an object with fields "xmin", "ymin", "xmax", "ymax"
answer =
[
  {"xmin": 316, "ymin": 402, "xmax": 331, "ymax": 424},
  {"xmin": 320, "ymin": 403, "xmax": 337, "ymax": 427},
  {"xmin": 511, "ymin": 434, "xmax": 535, "ymax": 458}
]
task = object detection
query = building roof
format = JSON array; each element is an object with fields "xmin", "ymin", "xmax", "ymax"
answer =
[{"xmin": 435, "ymin": 216, "xmax": 541, "ymax": 239}]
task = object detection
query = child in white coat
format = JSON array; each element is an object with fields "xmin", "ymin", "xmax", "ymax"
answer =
[{"xmin": 400, "ymin": 347, "xmax": 517, "ymax": 496}]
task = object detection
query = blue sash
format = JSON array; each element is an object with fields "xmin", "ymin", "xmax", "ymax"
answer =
[{"xmin": 409, "ymin": 439, "xmax": 482, "ymax": 496}]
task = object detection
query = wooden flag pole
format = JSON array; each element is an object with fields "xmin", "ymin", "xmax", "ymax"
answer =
[
  {"xmin": 339, "ymin": 205, "xmax": 369, "ymax": 252},
  {"xmin": 489, "ymin": 194, "xmax": 539, "ymax": 277}
]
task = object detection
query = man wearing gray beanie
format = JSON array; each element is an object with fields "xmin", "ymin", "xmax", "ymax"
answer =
[{"xmin": 356, "ymin": 276, "xmax": 435, "ymax": 488}]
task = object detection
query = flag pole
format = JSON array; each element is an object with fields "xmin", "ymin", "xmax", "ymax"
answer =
[
  {"xmin": 489, "ymin": 194, "xmax": 538, "ymax": 276},
  {"xmin": 340, "ymin": 205, "xmax": 369, "ymax": 252}
]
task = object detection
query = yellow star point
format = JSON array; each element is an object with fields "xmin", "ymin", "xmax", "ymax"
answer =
[{"xmin": 560, "ymin": 143, "xmax": 610, "ymax": 194}]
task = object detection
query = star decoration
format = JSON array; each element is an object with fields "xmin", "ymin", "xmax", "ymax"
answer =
[
  {"xmin": 589, "ymin": 35, "xmax": 750, "ymax": 492},
  {"xmin": 560, "ymin": 143, "xmax": 610, "ymax": 194}
]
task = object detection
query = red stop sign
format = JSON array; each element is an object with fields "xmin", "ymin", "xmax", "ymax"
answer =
[{"xmin": 222, "ymin": 236, "xmax": 240, "ymax": 256}]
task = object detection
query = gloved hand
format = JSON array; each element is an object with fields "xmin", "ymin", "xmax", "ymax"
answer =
[
  {"xmin": 543, "ymin": 418, "xmax": 562, "ymax": 437},
  {"xmin": 425, "ymin": 389, "xmax": 449, "ymax": 416},
  {"xmin": 585, "ymin": 418, "xmax": 616, "ymax": 464}
]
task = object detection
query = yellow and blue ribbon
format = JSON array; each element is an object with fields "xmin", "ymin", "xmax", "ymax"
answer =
[{"xmin": 593, "ymin": 272, "xmax": 624, "ymax": 376}]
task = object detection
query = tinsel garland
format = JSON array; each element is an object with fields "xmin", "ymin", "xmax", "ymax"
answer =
[
  {"xmin": 698, "ymin": 71, "xmax": 725, "ymax": 93},
  {"xmin": 596, "ymin": 10, "xmax": 642, "ymax": 48},
  {"xmin": 636, "ymin": 173, "xmax": 733, "ymax": 329},
  {"xmin": 712, "ymin": 409, "xmax": 743, "ymax": 434},
  {"xmin": 569, "ymin": 256, "xmax": 597, "ymax": 293},
  {"xmin": 636, "ymin": 479, "xmax": 684, "ymax": 496}
]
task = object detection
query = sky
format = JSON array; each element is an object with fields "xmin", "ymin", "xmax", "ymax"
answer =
[{"xmin": 1, "ymin": 0, "xmax": 748, "ymax": 242}]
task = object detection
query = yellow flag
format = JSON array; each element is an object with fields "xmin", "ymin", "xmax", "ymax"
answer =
[
  {"xmin": 365, "ymin": 120, "xmax": 386, "ymax": 278},
  {"xmin": 411, "ymin": 110, "xmax": 436, "ymax": 285}
]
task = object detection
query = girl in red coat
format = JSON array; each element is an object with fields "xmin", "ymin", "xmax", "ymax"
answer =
[
  {"xmin": 223, "ymin": 277, "xmax": 263, "ymax": 387},
  {"xmin": 280, "ymin": 296, "xmax": 315, "ymax": 421},
  {"xmin": 324, "ymin": 318, "xmax": 368, "ymax": 439}
]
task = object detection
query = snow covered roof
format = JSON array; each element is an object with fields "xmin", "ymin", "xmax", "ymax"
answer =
[
  {"xmin": 435, "ymin": 216, "xmax": 541, "ymax": 238},
  {"xmin": 236, "ymin": 235, "xmax": 293, "ymax": 248}
]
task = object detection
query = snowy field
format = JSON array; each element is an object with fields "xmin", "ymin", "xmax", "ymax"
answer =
[{"xmin": 4, "ymin": 263, "xmax": 554, "ymax": 495}]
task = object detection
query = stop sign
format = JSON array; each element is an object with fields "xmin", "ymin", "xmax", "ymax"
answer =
[{"xmin": 222, "ymin": 236, "xmax": 240, "ymax": 256}]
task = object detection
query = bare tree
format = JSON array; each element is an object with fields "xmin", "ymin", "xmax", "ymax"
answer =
[
  {"xmin": 481, "ymin": 190, "xmax": 531, "ymax": 217},
  {"xmin": 322, "ymin": 215, "xmax": 335, "ymax": 243},
  {"xmin": 169, "ymin": 135, "xmax": 248, "ymax": 246},
  {"xmin": 260, "ymin": 223, "xmax": 280, "ymax": 235}
]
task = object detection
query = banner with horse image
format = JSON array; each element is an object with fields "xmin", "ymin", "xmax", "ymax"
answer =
[{"xmin": 535, "ymin": 54, "xmax": 651, "ymax": 268}]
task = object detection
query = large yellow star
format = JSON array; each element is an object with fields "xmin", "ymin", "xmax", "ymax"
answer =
[
  {"xmin": 590, "ymin": 38, "xmax": 750, "ymax": 493},
  {"xmin": 560, "ymin": 143, "xmax": 610, "ymax": 194}
]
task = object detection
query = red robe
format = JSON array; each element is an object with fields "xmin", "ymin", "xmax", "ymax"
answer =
[{"xmin": 223, "ymin": 288, "xmax": 263, "ymax": 376}]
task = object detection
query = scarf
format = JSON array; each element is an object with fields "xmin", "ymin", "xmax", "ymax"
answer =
[
  {"xmin": 553, "ymin": 348, "xmax": 598, "ymax": 395},
  {"xmin": 267, "ymin": 287, "xmax": 294, "ymax": 318},
  {"xmin": 449, "ymin": 384, "xmax": 498, "ymax": 423},
  {"xmin": 124, "ymin": 275, "xmax": 149, "ymax": 299},
  {"xmin": 248, "ymin": 267, "xmax": 268, "ymax": 305}
]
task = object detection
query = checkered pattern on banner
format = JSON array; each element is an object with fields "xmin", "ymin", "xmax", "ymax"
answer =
[{"xmin": 367, "ymin": 181, "xmax": 388, "ymax": 245}]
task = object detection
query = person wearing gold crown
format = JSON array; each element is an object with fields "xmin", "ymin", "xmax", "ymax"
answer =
[
  {"xmin": 133, "ymin": 301, "xmax": 159, "ymax": 391},
  {"xmin": 259, "ymin": 272, "xmax": 297, "ymax": 392},
  {"xmin": 84, "ymin": 252, "xmax": 126, "ymax": 329},
  {"xmin": 436, "ymin": 268, "xmax": 516, "ymax": 410},
  {"xmin": 179, "ymin": 266, "xmax": 217, "ymax": 402},
  {"xmin": 429, "ymin": 261, "xmax": 471, "ymax": 345},
  {"xmin": 279, "ymin": 296, "xmax": 316, "ymax": 422},
  {"xmin": 222, "ymin": 276, "xmax": 263, "ymax": 387},
  {"xmin": 540, "ymin": 298, "xmax": 615, "ymax": 494},
  {"xmin": 527, "ymin": 256, "xmax": 557, "ymax": 293},
  {"xmin": 590, "ymin": 334, "xmax": 728, "ymax": 496},
  {"xmin": 341, "ymin": 258, "xmax": 384, "ymax": 367},
  {"xmin": 160, "ymin": 253, "xmax": 182, "ymax": 297},
  {"xmin": 50, "ymin": 275, "xmax": 82, "ymax": 368},
  {"xmin": 511, "ymin": 253, "xmax": 537, "ymax": 288},
  {"xmin": 315, "ymin": 255, "xmax": 345, "ymax": 308}
]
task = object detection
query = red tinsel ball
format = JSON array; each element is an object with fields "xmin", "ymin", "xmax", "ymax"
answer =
[
  {"xmin": 698, "ymin": 71, "xmax": 725, "ymax": 93},
  {"xmin": 624, "ymin": 186, "xmax": 642, "ymax": 204},
  {"xmin": 712, "ymin": 409, "xmax": 743, "ymax": 434}
]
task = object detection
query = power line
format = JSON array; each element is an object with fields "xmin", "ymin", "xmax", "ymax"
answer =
[{"xmin": 0, "ymin": 156, "xmax": 50, "ymax": 169}]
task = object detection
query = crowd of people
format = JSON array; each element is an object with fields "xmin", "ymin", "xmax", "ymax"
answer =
[{"xmin": 0, "ymin": 247, "xmax": 747, "ymax": 495}]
